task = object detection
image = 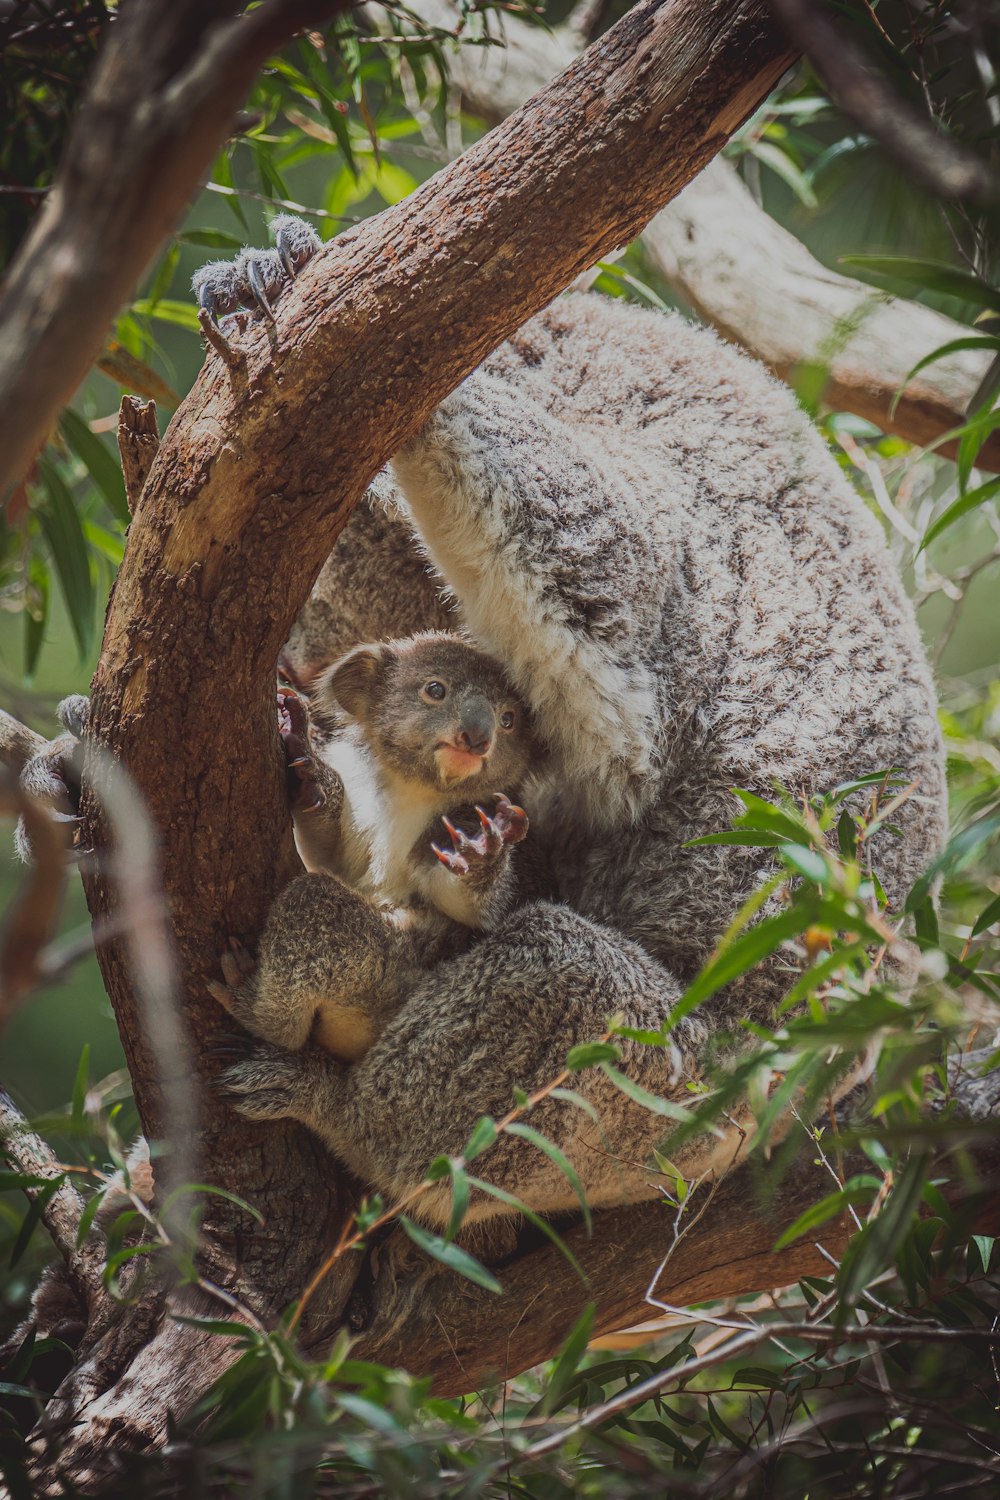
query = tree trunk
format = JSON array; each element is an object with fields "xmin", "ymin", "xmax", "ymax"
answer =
[{"xmin": 23, "ymin": 2, "xmax": 801, "ymax": 1488}]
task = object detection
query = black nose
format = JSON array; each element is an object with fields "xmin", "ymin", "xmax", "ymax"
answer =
[{"xmin": 456, "ymin": 725, "xmax": 491, "ymax": 756}]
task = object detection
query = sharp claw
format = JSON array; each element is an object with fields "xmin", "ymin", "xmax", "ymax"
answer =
[
  {"xmin": 441, "ymin": 816, "xmax": 460, "ymax": 843},
  {"xmin": 287, "ymin": 756, "xmax": 310, "ymax": 769},
  {"xmin": 475, "ymin": 805, "xmax": 491, "ymax": 829},
  {"xmin": 50, "ymin": 810, "xmax": 81, "ymax": 824},
  {"xmin": 278, "ymin": 242, "xmax": 296, "ymax": 279},
  {"xmin": 246, "ymin": 260, "xmax": 276, "ymax": 321}
]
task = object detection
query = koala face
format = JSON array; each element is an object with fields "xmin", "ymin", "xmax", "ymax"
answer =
[{"xmin": 317, "ymin": 633, "xmax": 534, "ymax": 795}]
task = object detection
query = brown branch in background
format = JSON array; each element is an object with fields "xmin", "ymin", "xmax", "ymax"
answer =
[
  {"xmin": 0, "ymin": 1084, "xmax": 110, "ymax": 1319},
  {"xmin": 769, "ymin": 0, "xmax": 998, "ymax": 208},
  {"xmin": 408, "ymin": 0, "xmax": 999, "ymax": 468},
  {"xmin": 0, "ymin": 709, "xmax": 45, "ymax": 776},
  {"xmin": 0, "ymin": 0, "xmax": 348, "ymax": 498},
  {"xmin": 116, "ymin": 396, "xmax": 160, "ymax": 515}
]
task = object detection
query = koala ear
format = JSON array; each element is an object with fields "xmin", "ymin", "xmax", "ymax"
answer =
[{"xmin": 321, "ymin": 644, "xmax": 387, "ymax": 720}]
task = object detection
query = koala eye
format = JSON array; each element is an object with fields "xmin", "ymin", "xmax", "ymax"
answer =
[
  {"xmin": 422, "ymin": 680, "xmax": 447, "ymax": 702},
  {"xmin": 499, "ymin": 710, "xmax": 515, "ymax": 730}
]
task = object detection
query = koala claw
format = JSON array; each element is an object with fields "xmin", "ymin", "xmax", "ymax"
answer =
[
  {"xmin": 271, "ymin": 214, "xmax": 321, "ymax": 279},
  {"xmin": 191, "ymin": 216, "xmax": 320, "ymax": 329},
  {"xmin": 220, "ymin": 936, "xmax": 256, "ymax": 989},
  {"xmin": 432, "ymin": 794, "xmax": 528, "ymax": 877},
  {"xmin": 217, "ymin": 1039, "xmax": 306, "ymax": 1122},
  {"xmin": 278, "ymin": 688, "xmax": 325, "ymax": 813}
]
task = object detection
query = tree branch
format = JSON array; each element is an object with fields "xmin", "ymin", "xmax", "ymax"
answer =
[
  {"xmin": 0, "ymin": 0, "xmax": 346, "ymax": 498},
  {"xmin": 0, "ymin": 1085, "xmax": 110, "ymax": 1319},
  {"xmin": 349, "ymin": 1067, "xmax": 1000, "ymax": 1393},
  {"xmin": 769, "ymin": 0, "xmax": 998, "ymax": 209},
  {"xmin": 415, "ymin": 0, "xmax": 999, "ymax": 467}
]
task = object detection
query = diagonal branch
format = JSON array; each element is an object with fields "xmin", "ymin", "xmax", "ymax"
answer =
[{"xmin": 0, "ymin": 0, "xmax": 346, "ymax": 498}]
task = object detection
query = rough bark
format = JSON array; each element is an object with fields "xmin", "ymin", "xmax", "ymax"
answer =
[
  {"xmin": 22, "ymin": 2, "xmax": 798, "ymax": 1486},
  {"xmin": 116, "ymin": 397, "xmax": 160, "ymax": 514},
  {"xmin": 0, "ymin": 0, "xmax": 345, "ymax": 499},
  {"xmin": 417, "ymin": 0, "xmax": 1000, "ymax": 467},
  {"xmin": 351, "ymin": 1101, "xmax": 1000, "ymax": 1393}
]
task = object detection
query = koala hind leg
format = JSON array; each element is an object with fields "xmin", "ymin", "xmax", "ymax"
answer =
[{"xmin": 209, "ymin": 873, "xmax": 410, "ymax": 1061}]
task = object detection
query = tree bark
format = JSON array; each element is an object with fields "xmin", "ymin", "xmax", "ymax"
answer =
[
  {"xmin": 415, "ymin": 0, "xmax": 1000, "ymax": 467},
  {"xmin": 22, "ymin": 2, "xmax": 802, "ymax": 1487},
  {"xmin": 0, "ymin": 0, "xmax": 345, "ymax": 500}
]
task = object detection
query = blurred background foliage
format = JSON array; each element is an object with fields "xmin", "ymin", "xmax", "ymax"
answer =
[{"xmin": 1, "ymin": 1, "xmax": 999, "ymax": 1495}]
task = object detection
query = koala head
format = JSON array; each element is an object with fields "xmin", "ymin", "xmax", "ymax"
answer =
[{"xmin": 315, "ymin": 632, "xmax": 534, "ymax": 794}]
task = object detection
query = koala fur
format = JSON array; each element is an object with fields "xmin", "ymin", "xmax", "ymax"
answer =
[
  {"xmin": 215, "ymin": 633, "xmax": 537, "ymax": 1060},
  {"xmin": 218, "ymin": 259, "xmax": 947, "ymax": 1226}
]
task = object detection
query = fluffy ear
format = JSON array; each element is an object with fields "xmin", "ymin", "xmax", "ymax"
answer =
[{"xmin": 320, "ymin": 644, "xmax": 387, "ymax": 720}]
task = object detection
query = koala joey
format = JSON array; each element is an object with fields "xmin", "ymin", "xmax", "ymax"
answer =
[{"xmin": 209, "ymin": 632, "xmax": 538, "ymax": 1062}]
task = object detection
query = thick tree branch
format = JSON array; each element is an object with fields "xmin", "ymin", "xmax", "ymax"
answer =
[
  {"xmin": 419, "ymin": 0, "xmax": 999, "ymax": 467},
  {"xmin": 350, "ymin": 1070, "xmax": 1000, "ymax": 1392},
  {"xmin": 0, "ymin": 0, "xmax": 345, "ymax": 498}
]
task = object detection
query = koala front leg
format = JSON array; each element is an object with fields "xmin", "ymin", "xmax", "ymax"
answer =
[
  {"xmin": 209, "ymin": 873, "xmax": 409, "ymax": 1060},
  {"xmin": 420, "ymin": 794, "xmax": 528, "ymax": 929},
  {"xmin": 277, "ymin": 687, "xmax": 346, "ymax": 873}
]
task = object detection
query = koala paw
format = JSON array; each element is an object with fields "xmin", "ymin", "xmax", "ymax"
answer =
[
  {"xmin": 191, "ymin": 215, "xmax": 321, "ymax": 325},
  {"xmin": 277, "ymin": 687, "xmax": 324, "ymax": 814},
  {"xmin": 431, "ymin": 793, "xmax": 528, "ymax": 879},
  {"xmin": 206, "ymin": 937, "xmax": 256, "ymax": 1019},
  {"xmin": 216, "ymin": 1037, "xmax": 307, "ymax": 1122}
]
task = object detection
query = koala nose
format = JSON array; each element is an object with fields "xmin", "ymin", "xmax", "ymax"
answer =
[{"xmin": 456, "ymin": 722, "xmax": 492, "ymax": 757}]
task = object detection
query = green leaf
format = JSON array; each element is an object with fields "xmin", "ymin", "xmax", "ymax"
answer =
[
  {"xmin": 672, "ymin": 907, "xmax": 812, "ymax": 1025},
  {"xmin": 748, "ymin": 139, "xmax": 818, "ymax": 206},
  {"xmin": 130, "ymin": 298, "xmax": 201, "ymax": 332},
  {"xmin": 918, "ymin": 476, "xmax": 1000, "ymax": 551},
  {"xmin": 445, "ymin": 1162, "xmax": 469, "ymax": 1243},
  {"xmin": 398, "ymin": 1216, "xmax": 501, "ymax": 1293},
  {"xmin": 601, "ymin": 1065, "xmax": 695, "ymax": 1126},
  {"xmin": 467, "ymin": 1175, "xmax": 586, "ymax": 1281},
  {"xmin": 58, "ymin": 409, "xmax": 129, "ymax": 524},
  {"xmin": 892, "ymin": 335, "xmax": 1000, "ymax": 416},
  {"xmin": 170, "ymin": 1315, "xmax": 260, "ymax": 1344},
  {"xmin": 566, "ymin": 1041, "xmax": 620, "ymax": 1072},
  {"xmin": 9, "ymin": 1181, "xmax": 60, "ymax": 1268},
  {"xmin": 35, "ymin": 456, "xmax": 95, "ymax": 658},
  {"xmin": 463, "ymin": 1115, "xmax": 497, "ymax": 1161},
  {"xmin": 505, "ymin": 1121, "xmax": 592, "ymax": 1233},
  {"xmin": 773, "ymin": 1182, "xmax": 877, "ymax": 1250},
  {"xmin": 534, "ymin": 1304, "xmax": 596, "ymax": 1417},
  {"xmin": 971, "ymin": 892, "xmax": 1000, "ymax": 938},
  {"xmin": 71, "ymin": 1044, "xmax": 90, "ymax": 1124},
  {"xmin": 179, "ymin": 228, "xmax": 243, "ymax": 250},
  {"xmin": 24, "ymin": 553, "xmax": 50, "ymax": 678},
  {"xmin": 779, "ymin": 845, "xmax": 829, "ymax": 884},
  {"xmin": 840, "ymin": 256, "xmax": 1000, "ymax": 313},
  {"xmin": 160, "ymin": 1183, "xmax": 264, "ymax": 1224}
]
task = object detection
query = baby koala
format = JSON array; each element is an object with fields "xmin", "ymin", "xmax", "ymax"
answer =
[
  {"xmin": 211, "ymin": 632, "xmax": 536, "ymax": 1062},
  {"xmin": 291, "ymin": 631, "xmax": 533, "ymax": 929}
]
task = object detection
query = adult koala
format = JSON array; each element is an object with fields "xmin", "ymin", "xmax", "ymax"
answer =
[
  {"xmin": 209, "ymin": 249, "xmax": 946, "ymax": 1225},
  {"xmin": 24, "ymin": 247, "xmax": 947, "ymax": 1224}
]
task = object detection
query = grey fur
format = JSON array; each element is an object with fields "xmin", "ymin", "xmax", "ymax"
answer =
[
  {"xmin": 216, "ymin": 633, "xmax": 537, "ymax": 1060},
  {"xmin": 220, "ymin": 240, "xmax": 946, "ymax": 1225}
]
